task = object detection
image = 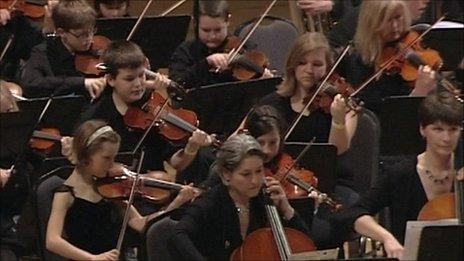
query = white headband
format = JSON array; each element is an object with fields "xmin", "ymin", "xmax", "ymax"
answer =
[{"xmin": 86, "ymin": 126, "xmax": 114, "ymax": 147}]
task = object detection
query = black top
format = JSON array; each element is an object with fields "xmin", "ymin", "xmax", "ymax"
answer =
[
  {"xmin": 259, "ymin": 92, "xmax": 332, "ymax": 143},
  {"xmin": 172, "ymin": 184, "xmax": 309, "ymax": 261},
  {"xmin": 338, "ymin": 156, "xmax": 428, "ymax": 244},
  {"xmin": 55, "ymin": 185, "xmax": 121, "ymax": 254},
  {"xmin": 78, "ymin": 90, "xmax": 178, "ymax": 171},
  {"xmin": 20, "ymin": 37, "xmax": 87, "ymax": 98},
  {"xmin": 169, "ymin": 39, "xmax": 235, "ymax": 89},
  {"xmin": 338, "ymin": 53, "xmax": 411, "ymax": 115}
]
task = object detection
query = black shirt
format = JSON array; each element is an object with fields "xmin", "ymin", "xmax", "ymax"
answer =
[
  {"xmin": 337, "ymin": 156, "xmax": 428, "ymax": 244},
  {"xmin": 20, "ymin": 37, "xmax": 87, "ymax": 98},
  {"xmin": 79, "ymin": 89, "xmax": 178, "ymax": 171},
  {"xmin": 169, "ymin": 39, "xmax": 235, "ymax": 89},
  {"xmin": 259, "ymin": 92, "xmax": 332, "ymax": 143}
]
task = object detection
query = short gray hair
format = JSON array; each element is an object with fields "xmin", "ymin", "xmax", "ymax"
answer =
[{"xmin": 212, "ymin": 134, "xmax": 265, "ymax": 182}]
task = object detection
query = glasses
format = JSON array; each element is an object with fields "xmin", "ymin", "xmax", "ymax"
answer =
[{"xmin": 66, "ymin": 28, "xmax": 97, "ymax": 40}]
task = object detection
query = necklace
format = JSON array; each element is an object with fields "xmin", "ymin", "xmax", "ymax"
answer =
[
  {"xmin": 422, "ymin": 169, "xmax": 451, "ymax": 185},
  {"xmin": 235, "ymin": 203, "xmax": 250, "ymax": 215}
]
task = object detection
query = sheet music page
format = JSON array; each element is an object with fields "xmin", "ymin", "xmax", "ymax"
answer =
[{"xmin": 402, "ymin": 219, "xmax": 458, "ymax": 260}]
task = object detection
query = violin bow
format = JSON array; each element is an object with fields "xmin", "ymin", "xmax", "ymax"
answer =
[
  {"xmin": 226, "ymin": 0, "xmax": 277, "ymax": 65},
  {"xmin": 278, "ymin": 137, "xmax": 316, "ymax": 182},
  {"xmin": 284, "ymin": 42, "xmax": 352, "ymax": 141},
  {"xmin": 116, "ymin": 150, "xmax": 145, "ymax": 252},
  {"xmin": 126, "ymin": 0, "xmax": 154, "ymax": 41},
  {"xmin": 350, "ymin": 15, "xmax": 446, "ymax": 98},
  {"xmin": 159, "ymin": 0, "xmax": 187, "ymax": 16}
]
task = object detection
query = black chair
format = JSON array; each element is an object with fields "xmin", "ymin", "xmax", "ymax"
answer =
[
  {"xmin": 143, "ymin": 211, "xmax": 181, "ymax": 261},
  {"xmin": 34, "ymin": 166, "xmax": 73, "ymax": 261},
  {"xmin": 234, "ymin": 15, "xmax": 299, "ymax": 74}
]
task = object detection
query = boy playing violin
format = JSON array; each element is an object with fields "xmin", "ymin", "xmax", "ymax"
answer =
[
  {"xmin": 20, "ymin": 0, "xmax": 106, "ymax": 99},
  {"xmin": 46, "ymin": 120, "xmax": 197, "ymax": 260},
  {"xmin": 78, "ymin": 40, "xmax": 212, "ymax": 178}
]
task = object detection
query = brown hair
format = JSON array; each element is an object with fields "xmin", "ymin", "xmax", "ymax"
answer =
[
  {"xmin": 102, "ymin": 40, "xmax": 146, "ymax": 78},
  {"xmin": 245, "ymin": 105, "xmax": 287, "ymax": 140},
  {"xmin": 71, "ymin": 120, "xmax": 120, "ymax": 167},
  {"xmin": 52, "ymin": 0, "xmax": 96, "ymax": 31},
  {"xmin": 94, "ymin": 0, "xmax": 129, "ymax": 17},
  {"xmin": 198, "ymin": 0, "xmax": 230, "ymax": 21},
  {"xmin": 418, "ymin": 90, "xmax": 463, "ymax": 128},
  {"xmin": 278, "ymin": 32, "xmax": 332, "ymax": 97}
]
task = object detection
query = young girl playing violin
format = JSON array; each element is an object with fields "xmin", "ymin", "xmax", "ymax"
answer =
[
  {"xmin": 259, "ymin": 32, "xmax": 357, "ymax": 155},
  {"xmin": 172, "ymin": 134, "xmax": 309, "ymax": 260},
  {"xmin": 339, "ymin": 0, "xmax": 437, "ymax": 114},
  {"xmin": 46, "ymin": 119, "xmax": 197, "ymax": 260},
  {"xmin": 20, "ymin": 0, "xmax": 106, "ymax": 99},
  {"xmin": 339, "ymin": 90, "xmax": 463, "ymax": 259},
  {"xmin": 79, "ymin": 40, "xmax": 212, "ymax": 177}
]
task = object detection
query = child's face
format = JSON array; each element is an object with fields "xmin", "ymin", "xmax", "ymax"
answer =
[
  {"xmin": 99, "ymin": 2, "xmax": 127, "ymax": 18},
  {"xmin": 294, "ymin": 48, "xmax": 327, "ymax": 92},
  {"xmin": 420, "ymin": 121, "xmax": 462, "ymax": 157},
  {"xmin": 88, "ymin": 141, "xmax": 120, "ymax": 178},
  {"xmin": 256, "ymin": 129, "xmax": 281, "ymax": 164},
  {"xmin": 60, "ymin": 26, "xmax": 95, "ymax": 52},
  {"xmin": 108, "ymin": 66, "xmax": 146, "ymax": 104},
  {"xmin": 198, "ymin": 15, "xmax": 229, "ymax": 50}
]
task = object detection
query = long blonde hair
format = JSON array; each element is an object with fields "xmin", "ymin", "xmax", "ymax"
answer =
[
  {"xmin": 355, "ymin": 0, "xmax": 411, "ymax": 65},
  {"xmin": 277, "ymin": 32, "xmax": 332, "ymax": 97}
]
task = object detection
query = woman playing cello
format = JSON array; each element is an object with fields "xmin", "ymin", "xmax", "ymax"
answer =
[
  {"xmin": 172, "ymin": 134, "xmax": 309, "ymax": 260},
  {"xmin": 338, "ymin": 90, "xmax": 463, "ymax": 259}
]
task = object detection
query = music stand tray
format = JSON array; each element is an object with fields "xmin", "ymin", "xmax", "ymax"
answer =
[
  {"xmin": 182, "ymin": 77, "xmax": 282, "ymax": 136},
  {"xmin": 0, "ymin": 111, "xmax": 39, "ymax": 167},
  {"xmin": 97, "ymin": 15, "xmax": 191, "ymax": 69},
  {"xmin": 284, "ymin": 142, "xmax": 337, "ymax": 194},
  {"xmin": 379, "ymin": 96, "xmax": 425, "ymax": 156}
]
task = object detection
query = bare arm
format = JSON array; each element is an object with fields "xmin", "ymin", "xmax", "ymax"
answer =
[
  {"xmin": 354, "ymin": 215, "xmax": 404, "ymax": 259},
  {"xmin": 328, "ymin": 94, "xmax": 357, "ymax": 154}
]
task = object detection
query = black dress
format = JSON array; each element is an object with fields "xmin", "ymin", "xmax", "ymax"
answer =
[
  {"xmin": 337, "ymin": 156, "xmax": 428, "ymax": 244},
  {"xmin": 54, "ymin": 185, "xmax": 121, "ymax": 254},
  {"xmin": 171, "ymin": 184, "xmax": 309, "ymax": 261}
]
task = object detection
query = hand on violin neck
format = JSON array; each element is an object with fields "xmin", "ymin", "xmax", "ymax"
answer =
[
  {"xmin": 167, "ymin": 184, "xmax": 198, "ymax": 210},
  {"xmin": 330, "ymin": 94, "xmax": 347, "ymax": 124},
  {"xmin": 207, "ymin": 53, "xmax": 230, "ymax": 72},
  {"xmin": 411, "ymin": 65, "xmax": 438, "ymax": 96},
  {"xmin": 186, "ymin": 130, "xmax": 213, "ymax": 152},
  {"xmin": 0, "ymin": 9, "xmax": 11, "ymax": 26},
  {"xmin": 260, "ymin": 68, "xmax": 275, "ymax": 79},
  {"xmin": 145, "ymin": 72, "xmax": 171, "ymax": 91},
  {"xmin": 264, "ymin": 177, "xmax": 294, "ymax": 219},
  {"xmin": 84, "ymin": 77, "xmax": 106, "ymax": 101},
  {"xmin": 60, "ymin": 136, "xmax": 73, "ymax": 160}
]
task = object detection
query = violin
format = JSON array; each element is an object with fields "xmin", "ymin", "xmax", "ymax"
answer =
[
  {"xmin": 124, "ymin": 91, "xmax": 220, "ymax": 145},
  {"xmin": 30, "ymin": 128, "xmax": 61, "ymax": 151},
  {"xmin": 304, "ymin": 73, "xmax": 362, "ymax": 114},
  {"xmin": 96, "ymin": 167, "xmax": 200, "ymax": 204},
  {"xmin": 75, "ymin": 35, "xmax": 111, "ymax": 76},
  {"xmin": 267, "ymin": 153, "xmax": 342, "ymax": 211},
  {"xmin": 377, "ymin": 30, "xmax": 443, "ymax": 83},
  {"xmin": 0, "ymin": 0, "xmax": 45, "ymax": 19},
  {"xmin": 217, "ymin": 35, "xmax": 270, "ymax": 81}
]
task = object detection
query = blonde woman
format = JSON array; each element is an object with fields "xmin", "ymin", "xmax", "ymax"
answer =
[
  {"xmin": 340, "ymin": 0, "xmax": 437, "ymax": 114},
  {"xmin": 259, "ymin": 32, "xmax": 357, "ymax": 155}
]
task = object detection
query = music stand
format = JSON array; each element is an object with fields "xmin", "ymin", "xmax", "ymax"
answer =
[
  {"xmin": 417, "ymin": 225, "xmax": 464, "ymax": 260},
  {"xmin": 283, "ymin": 142, "xmax": 338, "ymax": 194},
  {"xmin": 0, "ymin": 111, "xmax": 39, "ymax": 167},
  {"xmin": 96, "ymin": 15, "xmax": 191, "ymax": 69},
  {"xmin": 182, "ymin": 77, "xmax": 282, "ymax": 136},
  {"xmin": 18, "ymin": 95, "xmax": 87, "ymax": 136},
  {"xmin": 379, "ymin": 96, "xmax": 425, "ymax": 156},
  {"xmin": 422, "ymin": 22, "xmax": 464, "ymax": 71}
]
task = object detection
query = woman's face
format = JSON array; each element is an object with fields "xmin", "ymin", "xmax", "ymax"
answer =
[
  {"xmin": 294, "ymin": 49, "xmax": 327, "ymax": 93},
  {"xmin": 224, "ymin": 155, "xmax": 265, "ymax": 200},
  {"xmin": 256, "ymin": 129, "xmax": 281, "ymax": 164},
  {"xmin": 87, "ymin": 141, "xmax": 120, "ymax": 178},
  {"xmin": 379, "ymin": 7, "xmax": 407, "ymax": 43},
  {"xmin": 420, "ymin": 121, "xmax": 461, "ymax": 157}
]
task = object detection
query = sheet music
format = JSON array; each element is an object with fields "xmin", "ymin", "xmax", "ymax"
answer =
[{"xmin": 402, "ymin": 219, "xmax": 458, "ymax": 260}]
